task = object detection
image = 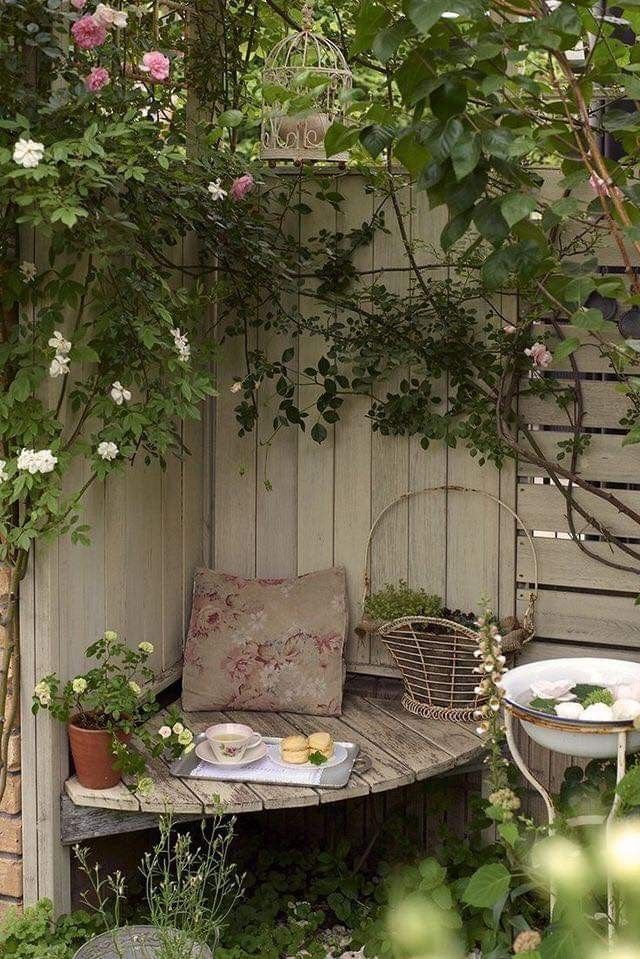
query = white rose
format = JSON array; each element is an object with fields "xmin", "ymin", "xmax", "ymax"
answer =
[
  {"xmin": 158, "ymin": 725, "xmax": 172, "ymax": 739},
  {"xmin": 97, "ymin": 441, "xmax": 118, "ymax": 461},
  {"xmin": 172, "ymin": 722, "xmax": 184, "ymax": 735},
  {"xmin": 110, "ymin": 381, "xmax": 132, "ymax": 405},
  {"xmin": 178, "ymin": 729, "xmax": 193, "ymax": 746},
  {"xmin": 128, "ymin": 680, "xmax": 141, "ymax": 696},
  {"xmin": 13, "ymin": 138, "xmax": 45, "ymax": 169},
  {"xmin": 230, "ymin": 381, "xmax": 243, "ymax": 393},
  {"xmin": 17, "ymin": 448, "xmax": 57, "ymax": 474},
  {"xmin": 72, "ymin": 677, "xmax": 88, "ymax": 694},
  {"xmin": 169, "ymin": 328, "xmax": 190, "ymax": 362},
  {"xmin": 138, "ymin": 641, "xmax": 154, "ymax": 654},
  {"xmin": 49, "ymin": 355, "xmax": 70, "ymax": 378},
  {"xmin": 207, "ymin": 179, "xmax": 227, "ymax": 201},
  {"xmin": 94, "ymin": 3, "xmax": 128, "ymax": 27},
  {"xmin": 48, "ymin": 331, "xmax": 71, "ymax": 355}
]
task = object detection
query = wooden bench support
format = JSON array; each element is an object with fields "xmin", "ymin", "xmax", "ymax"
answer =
[{"xmin": 62, "ymin": 693, "xmax": 484, "ymax": 843}]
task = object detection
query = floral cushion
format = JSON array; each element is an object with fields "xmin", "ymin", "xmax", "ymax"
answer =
[{"xmin": 182, "ymin": 566, "xmax": 348, "ymax": 715}]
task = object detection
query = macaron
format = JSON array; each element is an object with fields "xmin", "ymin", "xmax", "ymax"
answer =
[
  {"xmin": 280, "ymin": 735, "xmax": 309, "ymax": 764},
  {"xmin": 308, "ymin": 731, "xmax": 334, "ymax": 759}
]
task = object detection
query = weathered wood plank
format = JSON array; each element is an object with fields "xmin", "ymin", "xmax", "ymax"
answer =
[
  {"xmin": 337, "ymin": 695, "xmax": 456, "ymax": 781},
  {"xmin": 518, "ymin": 483, "xmax": 640, "ymax": 538},
  {"xmin": 517, "ymin": 588, "xmax": 640, "ymax": 647},
  {"xmin": 367, "ymin": 698, "xmax": 483, "ymax": 766},
  {"xmin": 518, "ymin": 432, "xmax": 640, "ymax": 483},
  {"xmin": 517, "ymin": 535, "xmax": 640, "ymax": 592},
  {"xmin": 60, "ymin": 796, "xmax": 199, "ymax": 846},
  {"xmin": 521, "ymin": 380, "xmax": 628, "ymax": 429},
  {"xmin": 65, "ymin": 777, "xmax": 140, "ymax": 812},
  {"xmin": 519, "ymin": 639, "xmax": 640, "ymax": 664}
]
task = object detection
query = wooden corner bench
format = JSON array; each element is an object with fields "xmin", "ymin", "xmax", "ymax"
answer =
[{"xmin": 61, "ymin": 681, "xmax": 484, "ymax": 846}]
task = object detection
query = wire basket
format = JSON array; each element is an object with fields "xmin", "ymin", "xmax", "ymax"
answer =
[{"xmin": 361, "ymin": 485, "xmax": 538, "ymax": 722}]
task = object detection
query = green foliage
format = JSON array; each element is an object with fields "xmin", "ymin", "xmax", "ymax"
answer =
[
  {"xmin": 363, "ymin": 580, "xmax": 443, "ymax": 621},
  {"xmin": 0, "ymin": 899, "xmax": 101, "ymax": 959},
  {"xmin": 529, "ymin": 697, "xmax": 558, "ymax": 715},
  {"xmin": 581, "ymin": 688, "xmax": 614, "ymax": 708}
]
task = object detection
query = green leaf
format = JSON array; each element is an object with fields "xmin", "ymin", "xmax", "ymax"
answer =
[
  {"xmin": 462, "ymin": 863, "xmax": 511, "ymax": 908},
  {"xmin": 553, "ymin": 337, "xmax": 580, "ymax": 360},
  {"xmin": 450, "ymin": 133, "xmax": 480, "ymax": 180},
  {"xmin": 571, "ymin": 307, "xmax": 605, "ymax": 331},
  {"xmin": 217, "ymin": 109, "xmax": 244, "ymax": 128},
  {"xmin": 563, "ymin": 275, "xmax": 596, "ymax": 304},
  {"xmin": 540, "ymin": 929, "xmax": 580, "ymax": 959},
  {"xmin": 351, "ymin": 0, "xmax": 391, "ymax": 55},
  {"xmin": 404, "ymin": 0, "xmax": 451, "ymax": 35},
  {"xmin": 617, "ymin": 765, "xmax": 640, "ymax": 806},
  {"xmin": 394, "ymin": 133, "xmax": 430, "ymax": 175},
  {"xmin": 474, "ymin": 198, "xmax": 509, "ymax": 245},
  {"xmin": 372, "ymin": 18, "xmax": 414, "ymax": 61},
  {"xmin": 501, "ymin": 193, "xmax": 537, "ymax": 229},
  {"xmin": 311, "ymin": 422, "xmax": 328, "ymax": 444},
  {"xmin": 360, "ymin": 123, "xmax": 395, "ymax": 159},
  {"xmin": 441, "ymin": 208, "xmax": 473, "ymax": 251},
  {"xmin": 498, "ymin": 822, "xmax": 519, "ymax": 846},
  {"xmin": 430, "ymin": 78, "xmax": 468, "ymax": 120},
  {"xmin": 428, "ymin": 117, "xmax": 463, "ymax": 161},
  {"xmin": 324, "ymin": 122, "xmax": 359, "ymax": 158}
]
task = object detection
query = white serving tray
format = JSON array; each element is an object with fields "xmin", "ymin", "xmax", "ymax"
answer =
[{"xmin": 170, "ymin": 735, "xmax": 363, "ymax": 788}]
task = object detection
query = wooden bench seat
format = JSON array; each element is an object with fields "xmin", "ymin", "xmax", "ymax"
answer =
[{"xmin": 61, "ymin": 691, "xmax": 484, "ymax": 845}]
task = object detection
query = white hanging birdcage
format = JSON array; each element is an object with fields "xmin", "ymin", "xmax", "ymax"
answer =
[{"xmin": 260, "ymin": 3, "xmax": 352, "ymax": 165}]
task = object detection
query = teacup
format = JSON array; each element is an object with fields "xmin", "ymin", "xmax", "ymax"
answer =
[{"xmin": 205, "ymin": 723, "xmax": 262, "ymax": 762}]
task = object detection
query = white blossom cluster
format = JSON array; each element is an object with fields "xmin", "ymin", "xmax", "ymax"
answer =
[
  {"xmin": 48, "ymin": 330, "xmax": 72, "ymax": 378},
  {"xmin": 472, "ymin": 615, "xmax": 507, "ymax": 736},
  {"xmin": 20, "ymin": 261, "xmax": 37, "ymax": 282},
  {"xmin": 97, "ymin": 441, "xmax": 118, "ymax": 461},
  {"xmin": 94, "ymin": 2, "xmax": 128, "ymax": 27},
  {"xmin": 34, "ymin": 680, "xmax": 52, "ymax": 706},
  {"xmin": 17, "ymin": 448, "xmax": 58, "ymax": 474},
  {"xmin": 158, "ymin": 720, "xmax": 195, "ymax": 752},
  {"xmin": 170, "ymin": 327, "xmax": 190, "ymax": 362},
  {"xmin": 13, "ymin": 138, "xmax": 44, "ymax": 168}
]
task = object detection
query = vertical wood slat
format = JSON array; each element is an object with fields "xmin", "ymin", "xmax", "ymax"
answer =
[
  {"xmin": 369, "ymin": 183, "xmax": 411, "ymax": 667},
  {"xmin": 334, "ymin": 185, "xmax": 375, "ymax": 668},
  {"xmin": 297, "ymin": 176, "xmax": 337, "ymax": 575}
]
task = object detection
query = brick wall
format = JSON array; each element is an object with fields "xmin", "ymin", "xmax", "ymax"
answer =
[{"xmin": 0, "ymin": 567, "xmax": 22, "ymax": 917}]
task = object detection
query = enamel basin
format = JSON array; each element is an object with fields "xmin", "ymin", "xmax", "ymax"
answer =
[{"xmin": 502, "ymin": 657, "xmax": 640, "ymax": 758}]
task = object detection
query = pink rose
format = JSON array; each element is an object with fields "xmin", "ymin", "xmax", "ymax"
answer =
[
  {"xmin": 71, "ymin": 0, "xmax": 87, "ymax": 8},
  {"xmin": 230, "ymin": 173, "xmax": 255, "ymax": 201},
  {"xmin": 71, "ymin": 14, "xmax": 107, "ymax": 49},
  {"xmin": 139, "ymin": 51, "xmax": 170, "ymax": 82},
  {"xmin": 525, "ymin": 341, "xmax": 553, "ymax": 369},
  {"xmin": 84, "ymin": 66, "xmax": 110, "ymax": 92}
]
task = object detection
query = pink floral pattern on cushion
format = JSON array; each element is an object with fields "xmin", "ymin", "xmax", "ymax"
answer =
[{"xmin": 182, "ymin": 567, "xmax": 348, "ymax": 715}]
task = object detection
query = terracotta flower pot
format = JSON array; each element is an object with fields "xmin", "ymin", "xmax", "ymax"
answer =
[{"xmin": 68, "ymin": 719, "xmax": 131, "ymax": 790}]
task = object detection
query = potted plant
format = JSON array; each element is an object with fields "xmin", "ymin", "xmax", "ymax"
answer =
[{"xmin": 32, "ymin": 630, "xmax": 193, "ymax": 791}]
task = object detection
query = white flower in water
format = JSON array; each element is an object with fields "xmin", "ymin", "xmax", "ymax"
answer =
[
  {"xmin": 49, "ymin": 354, "xmax": 70, "ymax": 378},
  {"xmin": 13, "ymin": 138, "xmax": 45, "ymax": 168},
  {"xmin": 20, "ymin": 261, "xmax": 37, "ymax": 282},
  {"xmin": 17, "ymin": 448, "xmax": 57, "ymax": 474},
  {"xmin": 72, "ymin": 677, "xmax": 88, "ymax": 694},
  {"xmin": 158, "ymin": 725, "xmax": 172, "ymax": 739},
  {"xmin": 169, "ymin": 327, "xmax": 190, "ymax": 362},
  {"xmin": 582, "ymin": 702, "xmax": 614, "ymax": 721},
  {"xmin": 0, "ymin": 460, "xmax": 8, "ymax": 483},
  {"xmin": 138, "ymin": 641, "xmax": 154, "ymax": 654},
  {"xmin": 207, "ymin": 179, "xmax": 227, "ymax": 201},
  {"xmin": 110, "ymin": 380, "xmax": 132, "ymax": 405},
  {"xmin": 172, "ymin": 722, "xmax": 184, "ymax": 735},
  {"xmin": 529, "ymin": 679, "xmax": 576, "ymax": 702},
  {"xmin": 612, "ymin": 682, "xmax": 640, "ymax": 701},
  {"xmin": 555, "ymin": 701, "xmax": 584, "ymax": 720},
  {"xmin": 48, "ymin": 331, "xmax": 71, "ymax": 355},
  {"xmin": 611, "ymin": 699, "xmax": 640, "ymax": 721},
  {"xmin": 128, "ymin": 680, "xmax": 141, "ymax": 696},
  {"xmin": 94, "ymin": 3, "xmax": 128, "ymax": 27},
  {"xmin": 97, "ymin": 441, "xmax": 118, "ymax": 461}
]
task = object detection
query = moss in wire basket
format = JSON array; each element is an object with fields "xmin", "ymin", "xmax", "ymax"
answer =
[{"xmin": 364, "ymin": 581, "xmax": 443, "ymax": 621}]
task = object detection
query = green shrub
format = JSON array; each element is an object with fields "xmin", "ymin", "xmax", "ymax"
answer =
[
  {"xmin": 0, "ymin": 899, "xmax": 101, "ymax": 958},
  {"xmin": 364, "ymin": 581, "xmax": 442, "ymax": 622}
]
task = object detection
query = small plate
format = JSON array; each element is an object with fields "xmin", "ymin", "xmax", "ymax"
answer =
[
  {"xmin": 195, "ymin": 739, "xmax": 267, "ymax": 767},
  {"xmin": 269, "ymin": 743, "xmax": 348, "ymax": 769}
]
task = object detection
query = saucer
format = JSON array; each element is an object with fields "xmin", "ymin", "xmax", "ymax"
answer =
[
  {"xmin": 269, "ymin": 743, "xmax": 348, "ymax": 769},
  {"xmin": 195, "ymin": 739, "xmax": 267, "ymax": 767}
]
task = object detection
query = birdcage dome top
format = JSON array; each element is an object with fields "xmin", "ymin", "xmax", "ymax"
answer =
[{"xmin": 265, "ymin": 3, "xmax": 351, "ymax": 77}]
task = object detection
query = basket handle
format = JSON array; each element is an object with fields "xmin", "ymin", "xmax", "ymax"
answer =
[{"xmin": 362, "ymin": 484, "xmax": 538, "ymax": 639}]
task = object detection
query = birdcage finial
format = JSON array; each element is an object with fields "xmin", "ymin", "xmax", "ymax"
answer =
[{"xmin": 301, "ymin": 3, "xmax": 314, "ymax": 31}]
